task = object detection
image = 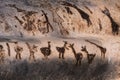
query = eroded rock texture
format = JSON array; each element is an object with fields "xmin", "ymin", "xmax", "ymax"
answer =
[{"xmin": 0, "ymin": 0, "xmax": 120, "ymax": 37}]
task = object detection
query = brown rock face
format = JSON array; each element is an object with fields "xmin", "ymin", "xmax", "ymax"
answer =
[{"xmin": 0, "ymin": 0, "xmax": 120, "ymax": 37}]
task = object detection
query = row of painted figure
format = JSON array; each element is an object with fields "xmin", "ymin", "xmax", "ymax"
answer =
[{"xmin": 0, "ymin": 41, "xmax": 106, "ymax": 66}]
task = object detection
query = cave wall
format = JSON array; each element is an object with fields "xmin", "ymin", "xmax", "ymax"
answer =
[{"xmin": 0, "ymin": 0, "xmax": 120, "ymax": 37}]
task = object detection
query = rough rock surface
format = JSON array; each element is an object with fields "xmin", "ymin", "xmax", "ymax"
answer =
[
  {"xmin": 0, "ymin": 0, "xmax": 120, "ymax": 37},
  {"xmin": 0, "ymin": 0, "xmax": 120, "ymax": 80}
]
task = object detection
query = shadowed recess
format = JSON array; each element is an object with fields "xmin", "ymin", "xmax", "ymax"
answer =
[{"xmin": 0, "ymin": 58, "xmax": 116, "ymax": 80}]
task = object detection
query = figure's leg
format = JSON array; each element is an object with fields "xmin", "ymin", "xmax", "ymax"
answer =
[
  {"xmin": 76, "ymin": 60, "xmax": 78, "ymax": 66},
  {"xmin": 59, "ymin": 53, "xmax": 61, "ymax": 59},
  {"xmin": 43, "ymin": 55, "xmax": 46, "ymax": 60},
  {"xmin": 46, "ymin": 56, "xmax": 48, "ymax": 60},
  {"xmin": 62, "ymin": 53, "xmax": 64, "ymax": 59},
  {"xmin": 88, "ymin": 60, "xmax": 91, "ymax": 64},
  {"xmin": 19, "ymin": 53, "xmax": 21, "ymax": 60},
  {"xmin": 101, "ymin": 53, "xmax": 103, "ymax": 58},
  {"xmin": 1, "ymin": 54, "xmax": 4, "ymax": 63},
  {"xmin": 103, "ymin": 53, "xmax": 105, "ymax": 59},
  {"xmin": 33, "ymin": 53, "xmax": 36, "ymax": 61},
  {"xmin": 48, "ymin": 23, "xmax": 54, "ymax": 32},
  {"xmin": 88, "ymin": 58, "xmax": 93, "ymax": 64},
  {"xmin": 32, "ymin": 31, "xmax": 35, "ymax": 36},
  {"xmin": 16, "ymin": 53, "xmax": 18, "ymax": 59},
  {"xmin": 46, "ymin": 23, "xmax": 49, "ymax": 33},
  {"xmin": 43, "ymin": 55, "xmax": 45, "ymax": 59},
  {"xmin": 87, "ymin": 58, "xmax": 90, "ymax": 64},
  {"xmin": 0, "ymin": 56, "xmax": 1, "ymax": 64},
  {"xmin": 44, "ymin": 55, "xmax": 47, "ymax": 59},
  {"xmin": 78, "ymin": 60, "xmax": 81, "ymax": 66}
]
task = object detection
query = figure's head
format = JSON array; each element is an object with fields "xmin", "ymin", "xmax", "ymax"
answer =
[
  {"xmin": 20, "ymin": 47, "xmax": 23, "ymax": 51},
  {"xmin": 81, "ymin": 46, "xmax": 87, "ymax": 52},
  {"xmin": 89, "ymin": 54, "xmax": 96, "ymax": 58},
  {"xmin": 68, "ymin": 43, "xmax": 74, "ymax": 48},
  {"xmin": 63, "ymin": 41, "xmax": 69, "ymax": 50},
  {"xmin": 63, "ymin": 41, "xmax": 67, "ymax": 44},
  {"xmin": 33, "ymin": 45, "xmax": 38, "ymax": 48},
  {"xmin": 48, "ymin": 41, "xmax": 51, "ymax": 44},
  {"xmin": 88, "ymin": 54, "xmax": 96, "ymax": 64},
  {"xmin": 102, "ymin": 7, "xmax": 110, "ymax": 16},
  {"xmin": 38, "ymin": 19, "xmax": 41, "ymax": 22},
  {"xmin": 14, "ymin": 42, "xmax": 18, "ymax": 44}
]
